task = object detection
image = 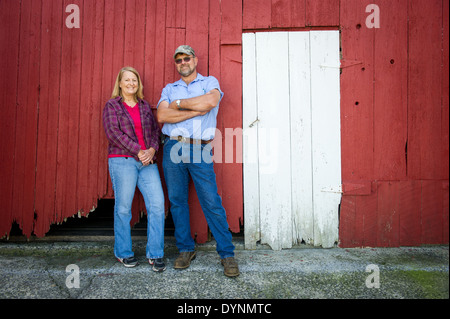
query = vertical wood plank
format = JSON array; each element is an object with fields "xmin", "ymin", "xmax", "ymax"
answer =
[
  {"xmin": 272, "ymin": 0, "xmax": 306, "ymax": 28},
  {"xmin": 443, "ymin": 181, "xmax": 449, "ymax": 243},
  {"xmin": 340, "ymin": 0, "xmax": 375, "ymax": 182},
  {"xmin": 34, "ymin": 0, "xmax": 64, "ymax": 236},
  {"xmin": 310, "ymin": 30, "xmax": 341, "ymax": 248},
  {"xmin": 124, "ymin": 0, "xmax": 146, "ymax": 72},
  {"xmin": 164, "ymin": 27, "xmax": 186, "ymax": 86},
  {"xmin": 75, "ymin": 0, "xmax": 107, "ymax": 222},
  {"xmin": 101, "ymin": 0, "xmax": 118, "ymax": 199},
  {"xmin": 255, "ymin": 32, "xmax": 292, "ymax": 250},
  {"xmin": 221, "ymin": 0, "xmax": 242, "ymax": 44},
  {"xmin": 242, "ymin": 32, "xmax": 260, "ymax": 249},
  {"xmin": 166, "ymin": 0, "xmax": 186, "ymax": 28},
  {"xmin": 186, "ymin": 0, "xmax": 209, "ymax": 75},
  {"xmin": 220, "ymin": 44, "xmax": 244, "ymax": 234},
  {"xmin": 243, "ymin": 0, "xmax": 271, "ymax": 30},
  {"xmin": 90, "ymin": 0, "xmax": 107, "ymax": 207},
  {"xmin": 220, "ymin": 0, "xmax": 243, "ymax": 235},
  {"xmin": 339, "ymin": 186, "xmax": 375, "ymax": 248},
  {"xmin": 373, "ymin": 0, "xmax": 408, "ymax": 180},
  {"xmin": 306, "ymin": 0, "xmax": 339, "ymax": 26},
  {"xmin": 442, "ymin": 0, "xmax": 449, "ymax": 179},
  {"xmin": 208, "ymin": 0, "xmax": 222, "ymax": 78},
  {"xmin": 339, "ymin": 196, "xmax": 358, "ymax": 247},
  {"xmin": 144, "ymin": 0, "xmax": 166, "ymax": 107},
  {"xmin": 353, "ymin": 194, "xmax": 368, "ymax": 247},
  {"xmin": 111, "ymin": 0, "xmax": 126, "ymax": 84},
  {"xmin": 13, "ymin": 0, "xmax": 42, "ymax": 236},
  {"xmin": 55, "ymin": 0, "xmax": 83, "ymax": 223},
  {"xmin": 339, "ymin": 188, "xmax": 378, "ymax": 248},
  {"xmin": 123, "ymin": 0, "xmax": 137, "ymax": 67},
  {"xmin": 377, "ymin": 182, "xmax": 400, "ymax": 247},
  {"xmin": 361, "ymin": 187, "xmax": 379, "ymax": 247},
  {"xmin": 77, "ymin": 0, "xmax": 97, "ymax": 217},
  {"xmin": 153, "ymin": 0, "xmax": 167, "ymax": 104},
  {"xmin": 143, "ymin": 0, "xmax": 156, "ymax": 103},
  {"xmin": 288, "ymin": 31, "xmax": 313, "ymax": 245},
  {"xmin": 399, "ymin": 180, "xmax": 422, "ymax": 246},
  {"xmin": 421, "ymin": 180, "xmax": 443, "ymax": 244},
  {"xmin": 0, "ymin": 0, "xmax": 21, "ymax": 237},
  {"xmin": 408, "ymin": 0, "xmax": 443, "ymax": 179}
]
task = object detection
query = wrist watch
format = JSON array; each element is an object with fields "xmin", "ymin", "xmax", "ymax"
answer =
[{"xmin": 176, "ymin": 99, "xmax": 181, "ymax": 110}]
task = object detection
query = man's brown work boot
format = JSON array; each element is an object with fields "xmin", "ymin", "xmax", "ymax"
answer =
[
  {"xmin": 221, "ymin": 257, "xmax": 240, "ymax": 277},
  {"xmin": 174, "ymin": 251, "xmax": 196, "ymax": 269}
]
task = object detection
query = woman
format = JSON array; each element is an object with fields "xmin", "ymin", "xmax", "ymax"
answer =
[{"xmin": 103, "ymin": 66, "xmax": 165, "ymax": 272}]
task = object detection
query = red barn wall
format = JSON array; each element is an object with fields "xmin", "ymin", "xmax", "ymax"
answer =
[
  {"xmin": 338, "ymin": 0, "xmax": 449, "ymax": 247},
  {"xmin": 0, "ymin": 0, "xmax": 448, "ymax": 247}
]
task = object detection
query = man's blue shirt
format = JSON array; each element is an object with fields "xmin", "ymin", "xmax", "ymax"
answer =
[{"xmin": 157, "ymin": 73, "xmax": 224, "ymax": 140}]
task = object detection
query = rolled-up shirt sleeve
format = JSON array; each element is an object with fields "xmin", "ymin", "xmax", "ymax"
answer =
[
  {"xmin": 157, "ymin": 86, "xmax": 170, "ymax": 108},
  {"xmin": 205, "ymin": 76, "xmax": 224, "ymax": 104}
]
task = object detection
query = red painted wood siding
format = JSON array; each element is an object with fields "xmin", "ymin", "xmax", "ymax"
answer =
[
  {"xmin": 0, "ymin": 0, "xmax": 448, "ymax": 248},
  {"xmin": 339, "ymin": 0, "xmax": 449, "ymax": 247},
  {"xmin": 0, "ymin": 0, "xmax": 245, "ymax": 242}
]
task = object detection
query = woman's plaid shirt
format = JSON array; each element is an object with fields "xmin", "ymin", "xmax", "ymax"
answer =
[{"xmin": 102, "ymin": 96, "xmax": 160, "ymax": 161}]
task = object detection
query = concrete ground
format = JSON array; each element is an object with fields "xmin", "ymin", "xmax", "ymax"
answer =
[{"xmin": 0, "ymin": 237, "xmax": 448, "ymax": 304}]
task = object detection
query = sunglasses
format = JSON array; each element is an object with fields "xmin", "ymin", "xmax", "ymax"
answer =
[{"xmin": 175, "ymin": 56, "xmax": 193, "ymax": 64}]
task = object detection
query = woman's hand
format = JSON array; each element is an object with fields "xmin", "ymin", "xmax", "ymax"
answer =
[{"xmin": 138, "ymin": 148, "xmax": 156, "ymax": 166}]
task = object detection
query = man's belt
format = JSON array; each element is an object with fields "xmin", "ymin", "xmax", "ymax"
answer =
[{"xmin": 165, "ymin": 134, "xmax": 212, "ymax": 145}]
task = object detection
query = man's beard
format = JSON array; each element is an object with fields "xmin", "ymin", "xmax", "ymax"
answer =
[{"xmin": 178, "ymin": 65, "xmax": 195, "ymax": 77}]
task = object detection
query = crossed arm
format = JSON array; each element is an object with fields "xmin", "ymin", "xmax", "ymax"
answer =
[{"xmin": 156, "ymin": 89, "xmax": 221, "ymax": 124}]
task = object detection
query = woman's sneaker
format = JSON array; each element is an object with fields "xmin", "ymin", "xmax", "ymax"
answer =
[
  {"xmin": 117, "ymin": 256, "xmax": 139, "ymax": 268},
  {"xmin": 149, "ymin": 258, "xmax": 166, "ymax": 272}
]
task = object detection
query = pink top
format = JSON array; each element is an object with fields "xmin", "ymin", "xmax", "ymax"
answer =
[{"xmin": 108, "ymin": 102, "xmax": 147, "ymax": 158}]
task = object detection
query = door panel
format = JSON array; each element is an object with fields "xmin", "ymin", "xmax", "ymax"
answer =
[{"xmin": 243, "ymin": 31, "xmax": 341, "ymax": 249}]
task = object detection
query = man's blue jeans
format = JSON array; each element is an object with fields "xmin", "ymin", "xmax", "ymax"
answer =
[
  {"xmin": 162, "ymin": 139, "xmax": 235, "ymax": 259},
  {"xmin": 108, "ymin": 157, "xmax": 165, "ymax": 259}
]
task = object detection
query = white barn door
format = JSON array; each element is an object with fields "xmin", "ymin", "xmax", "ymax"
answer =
[{"xmin": 243, "ymin": 31, "xmax": 341, "ymax": 250}]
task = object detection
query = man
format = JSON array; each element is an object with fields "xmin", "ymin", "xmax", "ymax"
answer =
[{"xmin": 157, "ymin": 45, "xmax": 239, "ymax": 277}]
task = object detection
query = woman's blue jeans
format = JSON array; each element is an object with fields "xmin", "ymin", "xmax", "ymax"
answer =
[
  {"xmin": 108, "ymin": 157, "xmax": 165, "ymax": 259},
  {"xmin": 162, "ymin": 139, "xmax": 235, "ymax": 259}
]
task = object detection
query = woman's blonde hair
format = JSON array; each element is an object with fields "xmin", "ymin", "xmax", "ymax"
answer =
[{"xmin": 111, "ymin": 66, "xmax": 144, "ymax": 100}]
